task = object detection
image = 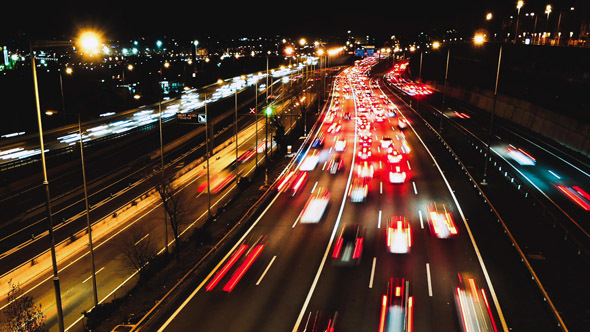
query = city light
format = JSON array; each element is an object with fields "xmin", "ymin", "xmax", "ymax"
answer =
[{"xmin": 474, "ymin": 33, "xmax": 486, "ymax": 45}]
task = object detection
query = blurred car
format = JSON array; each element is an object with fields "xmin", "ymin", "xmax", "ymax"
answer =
[
  {"xmin": 398, "ymin": 118, "xmax": 409, "ymax": 129},
  {"xmin": 332, "ymin": 223, "xmax": 365, "ymax": 266},
  {"xmin": 399, "ymin": 133, "xmax": 411, "ymax": 154},
  {"xmin": 357, "ymin": 161, "xmax": 374, "ymax": 178},
  {"xmin": 327, "ymin": 155, "xmax": 344, "ymax": 174},
  {"xmin": 455, "ymin": 274, "xmax": 498, "ymax": 332},
  {"xmin": 327, "ymin": 122, "xmax": 342, "ymax": 134},
  {"xmin": 387, "ymin": 217, "xmax": 412, "ymax": 254},
  {"xmin": 300, "ymin": 188, "xmax": 330, "ymax": 223},
  {"xmin": 506, "ymin": 145, "xmax": 536, "ymax": 166},
  {"xmin": 311, "ymin": 132, "xmax": 325, "ymax": 148},
  {"xmin": 343, "ymin": 112, "xmax": 351, "ymax": 120},
  {"xmin": 348, "ymin": 177, "xmax": 369, "ymax": 202},
  {"xmin": 358, "ymin": 146, "xmax": 372, "ymax": 160},
  {"xmin": 389, "ymin": 164, "xmax": 407, "ymax": 184},
  {"xmin": 334, "ymin": 138, "xmax": 347, "ymax": 152},
  {"xmin": 381, "ymin": 136, "xmax": 393, "ymax": 148},
  {"xmin": 386, "ymin": 148, "xmax": 403, "ymax": 164},
  {"xmin": 427, "ymin": 202, "xmax": 458, "ymax": 238},
  {"xmin": 359, "ymin": 134, "xmax": 373, "ymax": 147},
  {"xmin": 300, "ymin": 151, "xmax": 320, "ymax": 171},
  {"xmin": 378, "ymin": 277, "xmax": 414, "ymax": 332}
]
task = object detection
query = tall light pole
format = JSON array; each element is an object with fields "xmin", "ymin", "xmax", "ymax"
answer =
[
  {"xmin": 29, "ymin": 30, "xmax": 103, "ymax": 332},
  {"xmin": 475, "ymin": 35, "xmax": 502, "ymax": 185},
  {"xmin": 440, "ymin": 45, "xmax": 450, "ymax": 132},
  {"xmin": 158, "ymin": 61, "xmax": 170, "ymax": 255},
  {"xmin": 234, "ymin": 84, "xmax": 239, "ymax": 178},
  {"xmin": 545, "ymin": 4, "xmax": 552, "ymax": 43},
  {"xmin": 204, "ymin": 94, "xmax": 211, "ymax": 217},
  {"xmin": 515, "ymin": 1, "xmax": 524, "ymax": 43}
]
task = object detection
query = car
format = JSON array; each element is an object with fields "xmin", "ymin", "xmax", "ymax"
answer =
[
  {"xmin": 359, "ymin": 135, "xmax": 372, "ymax": 147},
  {"xmin": 327, "ymin": 155, "xmax": 344, "ymax": 174},
  {"xmin": 348, "ymin": 177, "xmax": 369, "ymax": 202},
  {"xmin": 343, "ymin": 112, "xmax": 351, "ymax": 120},
  {"xmin": 506, "ymin": 145, "xmax": 536, "ymax": 166},
  {"xmin": 311, "ymin": 132, "xmax": 325, "ymax": 148},
  {"xmin": 389, "ymin": 164, "xmax": 407, "ymax": 184},
  {"xmin": 455, "ymin": 274, "xmax": 498, "ymax": 332},
  {"xmin": 378, "ymin": 277, "xmax": 414, "ymax": 332},
  {"xmin": 398, "ymin": 118, "xmax": 409, "ymax": 129},
  {"xmin": 300, "ymin": 188, "xmax": 330, "ymax": 223},
  {"xmin": 427, "ymin": 202, "xmax": 458, "ymax": 238},
  {"xmin": 357, "ymin": 161, "xmax": 374, "ymax": 179},
  {"xmin": 287, "ymin": 171, "xmax": 308, "ymax": 196},
  {"xmin": 332, "ymin": 223, "xmax": 365, "ymax": 266},
  {"xmin": 334, "ymin": 138, "xmax": 347, "ymax": 152},
  {"xmin": 327, "ymin": 122, "xmax": 342, "ymax": 134},
  {"xmin": 300, "ymin": 151, "xmax": 320, "ymax": 171},
  {"xmin": 358, "ymin": 146, "xmax": 372, "ymax": 160},
  {"xmin": 381, "ymin": 136, "xmax": 393, "ymax": 148},
  {"xmin": 387, "ymin": 217, "xmax": 412, "ymax": 254},
  {"xmin": 386, "ymin": 148, "xmax": 403, "ymax": 164}
]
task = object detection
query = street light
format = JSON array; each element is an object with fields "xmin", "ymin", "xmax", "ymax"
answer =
[
  {"xmin": 158, "ymin": 61, "xmax": 170, "ymax": 255},
  {"xmin": 474, "ymin": 35, "xmax": 503, "ymax": 185},
  {"xmin": 264, "ymin": 106, "xmax": 273, "ymax": 185},
  {"xmin": 30, "ymin": 29, "xmax": 103, "ymax": 332},
  {"xmin": 515, "ymin": 1, "xmax": 524, "ymax": 43}
]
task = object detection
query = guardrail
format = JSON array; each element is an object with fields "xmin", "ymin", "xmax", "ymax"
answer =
[{"xmin": 382, "ymin": 78, "xmax": 569, "ymax": 331}]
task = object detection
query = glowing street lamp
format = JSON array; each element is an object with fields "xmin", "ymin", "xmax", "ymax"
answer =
[
  {"xmin": 515, "ymin": 1, "xmax": 524, "ymax": 43},
  {"xmin": 486, "ymin": 12, "xmax": 493, "ymax": 21},
  {"xmin": 285, "ymin": 45, "xmax": 294, "ymax": 56},
  {"xmin": 473, "ymin": 34, "xmax": 503, "ymax": 185},
  {"xmin": 474, "ymin": 33, "xmax": 486, "ymax": 45},
  {"xmin": 432, "ymin": 41, "xmax": 441, "ymax": 49},
  {"xmin": 30, "ymin": 28, "xmax": 106, "ymax": 332}
]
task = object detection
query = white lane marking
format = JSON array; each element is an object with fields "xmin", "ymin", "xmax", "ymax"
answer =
[
  {"xmin": 369, "ymin": 257, "xmax": 377, "ymax": 288},
  {"xmin": 322, "ymin": 161, "xmax": 327, "ymax": 170},
  {"xmin": 379, "ymin": 161, "xmax": 382, "ymax": 169},
  {"xmin": 380, "ymin": 182, "xmax": 383, "ymax": 194},
  {"xmin": 378, "ymin": 210, "xmax": 382, "ymax": 229},
  {"xmin": 292, "ymin": 208, "xmax": 304, "ymax": 228},
  {"xmin": 256, "ymin": 256, "xmax": 277, "ymax": 286},
  {"xmin": 412, "ymin": 181, "xmax": 418, "ymax": 195},
  {"xmin": 292, "ymin": 74, "xmax": 358, "ymax": 332},
  {"xmin": 400, "ymin": 105, "xmax": 509, "ymax": 331},
  {"xmin": 82, "ymin": 266, "xmax": 105, "ymax": 284},
  {"xmin": 158, "ymin": 192, "xmax": 282, "ymax": 332},
  {"xmin": 134, "ymin": 233, "xmax": 150, "ymax": 246},
  {"xmin": 311, "ymin": 181, "xmax": 318, "ymax": 194},
  {"xmin": 426, "ymin": 263, "xmax": 433, "ymax": 297},
  {"xmin": 418, "ymin": 210, "xmax": 424, "ymax": 229},
  {"xmin": 406, "ymin": 160, "xmax": 411, "ymax": 170}
]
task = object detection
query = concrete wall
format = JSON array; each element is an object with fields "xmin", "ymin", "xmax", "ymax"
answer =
[{"xmin": 429, "ymin": 82, "xmax": 590, "ymax": 159}]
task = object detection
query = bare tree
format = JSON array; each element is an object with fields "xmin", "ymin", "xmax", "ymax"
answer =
[
  {"xmin": 1, "ymin": 281, "xmax": 48, "ymax": 332},
  {"xmin": 117, "ymin": 226, "xmax": 157, "ymax": 278},
  {"xmin": 150, "ymin": 170, "xmax": 191, "ymax": 255}
]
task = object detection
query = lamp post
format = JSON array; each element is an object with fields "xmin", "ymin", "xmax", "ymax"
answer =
[
  {"xmin": 515, "ymin": 1, "xmax": 524, "ymax": 43},
  {"xmin": 440, "ymin": 45, "xmax": 450, "ymax": 132},
  {"xmin": 29, "ymin": 30, "xmax": 102, "ymax": 332},
  {"xmin": 204, "ymin": 94, "xmax": 211, "ymax": 217},
  {"xmin": 158, "ymin": 61, "xmax": 170, "ymax": 255},
  {"xmin": 264, "ymin": 106, "xmax": 272, "ymax": 185},
  {"xmin": 475, "ymin": 35, "xmax": 502, "ymax": 185},
  {"xmin": 545, "ymin": 4, "xmax": 552, "ymax": 44}
]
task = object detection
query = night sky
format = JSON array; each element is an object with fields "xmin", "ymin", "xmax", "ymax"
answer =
[{"xmin": 1, "ymin": 1, "xmax": 583, "ymax": 42}]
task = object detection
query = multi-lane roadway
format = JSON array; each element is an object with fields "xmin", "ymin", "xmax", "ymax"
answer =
[{"xmin": 152, "ymin": 56, "xmax": 516, "ymax": 332}]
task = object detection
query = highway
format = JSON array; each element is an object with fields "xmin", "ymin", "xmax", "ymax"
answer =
[
  {"xmin": 150, "ymin": 57, "xmax": 543, "ymax": 332},
  {"xmin": 0, "ymin": 64, "xmax": 323, "ymax": 332}
]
